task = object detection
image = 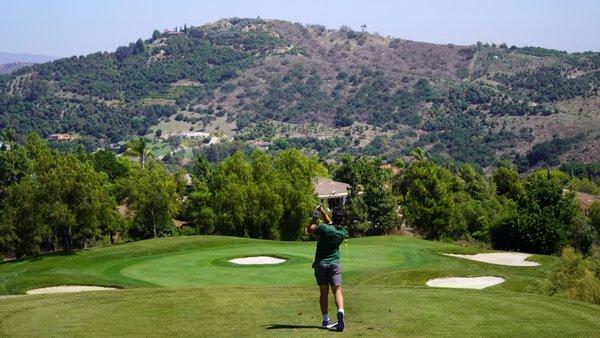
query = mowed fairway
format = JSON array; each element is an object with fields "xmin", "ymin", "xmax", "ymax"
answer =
[{"xmin": 1, "ymin": 236, "xmax": 599, "ymax": 336}]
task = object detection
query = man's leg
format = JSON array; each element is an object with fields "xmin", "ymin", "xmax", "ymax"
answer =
[
  {"xmin": 331, "ymin": 285, "xmax": 344, "ymax": 311},
  {"xmin": 330, "ymin": 263, "xmax": 346, "ymax": 332},
  {"xmin": 332, "ymin": 285, "xmax": 345, "ymax": 331},
  {"xmin": 319, "ymin": 284, "xmax": 330, "ymax": 325},
  {"xmin": 319, "ymin": 284, "xmax": 329, "ymax": 314}
]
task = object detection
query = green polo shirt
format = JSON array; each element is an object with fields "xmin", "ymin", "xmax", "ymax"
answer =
[{"xmin": 314, "ymin": 223, "xmax": 348, "ymax": 265}]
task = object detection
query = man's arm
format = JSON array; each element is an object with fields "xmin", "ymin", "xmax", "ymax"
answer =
[
  {"xmin": 307, "ymin": 217, "xmax": 319, "ymax": 235},
  {"xmin": 319, "ymin": 206, "xmax": 333, "ymax": 224}
]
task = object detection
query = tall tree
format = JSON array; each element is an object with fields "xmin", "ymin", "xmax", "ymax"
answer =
[
  {"xmin": 402, "ymin": 161, "xmax": 465, "ymax": 239},
  {"xmin": 274, "ymin": 149, "xmax": 323, "ymax": 240},
  {"xmin": 117, "ymin": 163, "xmax": 179, "ymax": 238},
  {"xmin": 124, "ymin": 138, "xmax": 152, "ymax": 168}
]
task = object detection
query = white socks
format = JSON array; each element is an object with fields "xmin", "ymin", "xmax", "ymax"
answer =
[
  {"xmin": 323, "ymin": 314, "xmax": 330, "ymax": 322},
  {"xmin": 338, "ymin": 308, "xmax": 345, "ymax": 314}
]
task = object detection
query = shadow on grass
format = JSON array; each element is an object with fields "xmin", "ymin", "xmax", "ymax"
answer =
[
  {"xmin": 1, "ymin": 251, "xmax": 76, "ymax": 265},
  {"xmin": 267, "ymin": 324, "xmax": 329, "ymax": 330}
]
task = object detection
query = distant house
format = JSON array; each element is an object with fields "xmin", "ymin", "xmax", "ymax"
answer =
[
  {"xmin": 313, "ymin": 178, "xmax": 352, "ymax": 210},
  {"xmin": 176, "ymin": 131, "xmax": 210, "ymax": 139},
  {"xmin": 250, "ymin": 140, "xmax": 271, "ymax": 151},
  {"xmin": 48, "ymin": 133, "xmax": 78, "ymax": 142},
  {"xmin": 569, "ymin": 190, "xmax": 599, "ymax": 216},
  {"xmin": 163, "ymin": 29, "xmax": 184, "ymax": 37}
]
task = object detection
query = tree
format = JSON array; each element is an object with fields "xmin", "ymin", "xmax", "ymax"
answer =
[
  {"xmin": 210, "ymin": 152, "xmax": 252, "ymax": 236},
  {"xmin": 1, "ymin": 146, "xmax": 120, "ymax": 256},
  {"xmin": 91, "ymin": 150, "xmax": 129, "ymax": 180},
  {"xmin": 334, "ymin": 156, "xmax": 399, "ymax": 234},
  {"xmin": 124, "ymin": 138, "xmax": 152, "ymax": 168},
  {"xmin": 590, "ymin": 201, "xmax": 600, "ymax": 236},
  {"xmin": 402, "ymin": 161, "xmax": 465, "ymax": 239},
  {"xmin": 491, "ymin": 173, "xmax": 580, "ymax": 254},
  {"xmin": 493, "ymin": 163, "xmax": 522, "ymax": 199},
  {"xmin": 192, "ymin": 154, "xmax": 213, "ymax": 185},
  {"xmin": 570, "ymin": 178, "xmax": 600, "ymax": 195},
  {"xmin": 117, "ymin": 163, "xmax": 179, "ymax": 238},
  {"xmin": 152, "ymin": 29, "xmax": 161, "ymax": 40},
  {"xmin": 0, "ymin": 142, "xmax": 29, "ymax": 193},
  {"xmin": 247, "ymin": 151, "xmax": 283, "ymax": 239},
  {"xmin": 133, "ymin": 38, "xmax": 146, "ymax": 55},
  {"xmin": 410, "ymin": 147, "xmax": 426, "ymax": 162},
  {"xmin": 344, "ymin": 186, "xmax": 369, "ymax": 236},
  {"xmin": 274, "ymin": 149, "xmax": 323, "ymax": 240}
]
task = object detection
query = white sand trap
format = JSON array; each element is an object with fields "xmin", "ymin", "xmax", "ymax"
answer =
[
  {"xmin": 427, "ymin": 276, "xmax": 505, "ymax": 289},
  {"xmin": 26, "ymin": 286, "xmax": 117, "ymax": 295},
  {"xmin": 444, "ymin": 252, "xmax": 539, "ymax": 266},
  {"xmin": 228, "ymin": 256, "xmax": 286, "ymax": 265}
]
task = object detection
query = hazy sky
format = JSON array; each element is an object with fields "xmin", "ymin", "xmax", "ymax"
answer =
[{"xmin": 2, "ymin": 0, "xmax": 599, "ymax": 57}]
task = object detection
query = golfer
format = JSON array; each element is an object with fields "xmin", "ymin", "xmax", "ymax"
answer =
[{"xmin": 307, "ymin": 205, "xmax": 348, "ymax": 332}]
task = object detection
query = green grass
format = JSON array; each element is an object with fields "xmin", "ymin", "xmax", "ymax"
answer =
[{"xmin": 1, "ymin": 235, "xmax": 599, "ymax": 336}]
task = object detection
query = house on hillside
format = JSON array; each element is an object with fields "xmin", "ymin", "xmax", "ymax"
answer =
[
  {"xmin": 176, "ymin": 131, "xmax": 210, "ymax": 139},
  {"xmin": 570, "ymin": 190, "xmax": 599, "ymax": 216},
  {"xmin": 313, "ymin": 178, "xmax": 353, "ymax": 211},
  {"xmin": 250, "ymin": 140, "xmax": 271, "ymax": 151},
  {"xmin": 163, "ymin": 29, "xmax": 184, "ymax": 37},
  {"xmin": 48, "ymin": 133, "xmax": 78, "ymax": 142}
]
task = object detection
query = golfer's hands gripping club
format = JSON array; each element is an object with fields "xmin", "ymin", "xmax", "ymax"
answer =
[{"xmin": 318, "ymin": 205, "xmax": 333, "ymax": 224}]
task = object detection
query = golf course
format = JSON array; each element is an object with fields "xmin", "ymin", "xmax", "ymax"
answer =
[{"xmin": 1, "ymin": 235, "xmax": 599, "ymax": 336}]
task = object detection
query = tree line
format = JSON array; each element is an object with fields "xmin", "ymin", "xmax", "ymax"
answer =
[
  {"xmin": 1, "ymin": 132, "xmax": 599, "ymax": 258},
  {"xmin": 0, "ymin": 132, "xmax": 325, "ymax": 257}
]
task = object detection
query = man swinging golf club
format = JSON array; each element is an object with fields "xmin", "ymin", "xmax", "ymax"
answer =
[{"xmin": 307, "ymin": 204, "xmax": 348, "ymax": 332}]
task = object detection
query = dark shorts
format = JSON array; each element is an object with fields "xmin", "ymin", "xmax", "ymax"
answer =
[{"xmin": 313, "ymin": 262, "xmax": 342, "ymax": 286}]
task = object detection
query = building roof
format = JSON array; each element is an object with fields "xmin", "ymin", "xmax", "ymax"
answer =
[
  {"xmin": 572, "ymin": 191, "xmax": 599, "ymax": 208},
  {"xmin": 314, "ymin": 178, "xmax": 351, "ymax": 199}
]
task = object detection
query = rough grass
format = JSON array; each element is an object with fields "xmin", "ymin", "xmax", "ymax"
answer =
[{"xmin": 0, "ymin": 235, "xmax": 599, "ymax": 336}]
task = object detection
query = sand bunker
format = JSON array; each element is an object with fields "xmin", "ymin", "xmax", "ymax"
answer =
[
  {"xmin": 26, "ymin": 286, "xmax": 118, "ymax": 295},
  {"xmin": 228, "ymin": 256, "xmax": 286, "ymax": 265},
  {"xmin": 444, "ymin": 252, "xmax": 539, "ymax": 267},
  {"xmin": 426, "ymin": 276, "xmax": 505, "ymax": 289}
]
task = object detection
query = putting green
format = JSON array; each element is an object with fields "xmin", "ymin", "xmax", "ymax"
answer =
[{"xmin": 0, "ymin": 235, "xmax": 598, "ymax": 336}]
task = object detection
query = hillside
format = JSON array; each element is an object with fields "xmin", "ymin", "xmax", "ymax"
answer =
[
  {"xmin": 0, "ymin": 62, "xmax": 34, "ymax": 75},
  {"xmin": 1, "ymin": 18, "xmax": 599, "ymax": 169}
]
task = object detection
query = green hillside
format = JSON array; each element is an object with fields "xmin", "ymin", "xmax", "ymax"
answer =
[
  {"xmin": 1, "ymin": 236, "xmax": 599, "ymax": 336},
  {"xmin": 0, "ymin": 18, "xmax": 598, "ymax": 169}
]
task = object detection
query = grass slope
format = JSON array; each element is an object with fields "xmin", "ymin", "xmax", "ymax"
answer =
[{"xmin": 1, "ymin": 235, "xmax": 599, "ymax": 336}]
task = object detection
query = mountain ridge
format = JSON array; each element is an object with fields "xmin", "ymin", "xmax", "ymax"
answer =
[
  {"xmin": 0, "ymin": 51, "xmax": 58, "ymax": 64},
  {"xmin": 1, "ymin": 18, "xmax": 598, "ymax": 169}
]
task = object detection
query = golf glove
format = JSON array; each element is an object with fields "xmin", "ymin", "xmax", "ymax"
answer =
[{"xmin": 312, "ymin": 205, "xmax": 321, "ymax": 218}]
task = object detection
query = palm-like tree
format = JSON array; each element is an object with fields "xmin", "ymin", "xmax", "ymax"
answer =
[
  {"xmin": 410, "ymin": 147, "xmax": 426, "ymax": 162},
  {"xmin": 124, "ymin": 138, "xmax": 152, "ymax": 168}
]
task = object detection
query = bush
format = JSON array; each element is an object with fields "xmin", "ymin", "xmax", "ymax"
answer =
[
  {"xmin": 178, "ymin": 226, "xmax": 198, "ymax": 236},
  {"xmin": 546, "ymin": 247, "xmax": 600, "ymax": 304},
  {"xmin": 491, "ymin": 211, "xmax": 569, "ymax": 254}
]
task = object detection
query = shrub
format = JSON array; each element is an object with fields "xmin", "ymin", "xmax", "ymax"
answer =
[
  {"xmin": 547, "ymin": 247, "xmax": 600, "ymax": 304},
  {"xmin": 178, "ymin": 226, "xmax": 198, "ymax": 236},
  {"xmin": 491, "ymin": 211, "xmax": 568, "ymax": 254}
]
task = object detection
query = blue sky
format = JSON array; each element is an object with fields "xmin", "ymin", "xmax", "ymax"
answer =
[{"xmin": 2, "ymin": 0, "xmax": 599, "ymax": 57}]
